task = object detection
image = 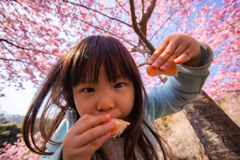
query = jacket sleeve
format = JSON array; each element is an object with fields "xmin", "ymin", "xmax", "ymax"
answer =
[{"xmin": 146, "ymin": 42, "xmax": 214, "ymax": 122}]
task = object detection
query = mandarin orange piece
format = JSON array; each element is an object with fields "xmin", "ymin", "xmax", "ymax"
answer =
[
  {"xmin": 109, "ymin": 118, "xmax": 130, "ymax": 138},
  {"xmin": 146, "ymin": 64, "xmax": 180, "ymax": 77}
]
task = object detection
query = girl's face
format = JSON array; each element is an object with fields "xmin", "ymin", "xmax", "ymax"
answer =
[{"xmin": 72, "ymin": 67, "xmax": 135, "ymax": 119}]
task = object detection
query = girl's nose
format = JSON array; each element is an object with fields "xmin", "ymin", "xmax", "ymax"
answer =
[{"xmin": 97, "ymin": 94, "xmax": 115, "ymax": 111}]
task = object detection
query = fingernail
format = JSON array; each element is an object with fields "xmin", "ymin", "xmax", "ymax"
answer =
[
  {"xmin": 107, "ymin": 122, "xmax": 115, "ymax": 128},
  {"xmin": 154, "ymin": 48, "xmax": 159, "ymax": 54},
  {"xmin": 159, "ymin": 65, "xmax": 166, "ymax": 71},
  {"xmin": 151, "ymin": 62, "xmax": 159, "ymax": 69},
  {"xmin": 174, "ymin": 59, "xmax": 180, "ymax": 64},
  {"xmin": 105, "ymin": 114, "xmax": 111, "ymax": 119},
  {"xmin": 148, "ymin": 59, "xmax": 153, "ymax": 64}
]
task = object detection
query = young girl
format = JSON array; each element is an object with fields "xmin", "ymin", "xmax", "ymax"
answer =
[{"xmin": 22, "ymin": 34, "xmax": 213, "ymax": 160}]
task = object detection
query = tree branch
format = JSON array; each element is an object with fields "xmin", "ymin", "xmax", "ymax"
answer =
[
  {"xmin": 142, "ymin": 0, "xmax": 156, "ymax": 22},
  {"xmin": 0, "ymin": 57, "xmax": 27, "ymax": 63},
  {"xmin": 0, "ymin": 39, "xmax": 48, "ymax": 54},
  {"xmin": 63, "ymin": 0, "xmax": 132, "ymax": 27},
  {"xmin": 90, "ymin": 10, "xmax": 106, "ymax": 33},
  {"xmin": 138, "ymin": 0, "xmax": 156, "ymax": 36},
  {"xmin": 227, "ymin": 90, "xmax": 240, "ymax": 93},
  {"xmin": 137, "ymin": 61, "xmax": 148, "ymax": 68},
  {"xmin": 129, "ymin": 0, "xmax": 155, "ymax": 53},
  {"xmin": 141, "ymin": 0, "xmax": 144, "ymax": 20},
  {"xmin": 150, "ymin": 1, "xmax": 186, "ymax": 41},
  {"xmin": 116, "ymin": 0, "xmax": 130, "ymax": 16},
  {"xmin": 1, "ymin": 39, "xmax": 46, "ymax": 77},
  {"xmin": 0, "ymin": 41, "xmax": 29, "ymax": 64},
  {"xmin": 73, "ymin": 16, "xmax": 136, "ymax": 46},
  {"xmin": 128, "ymin": 46, "xmax": 151, "ymax": 54}
]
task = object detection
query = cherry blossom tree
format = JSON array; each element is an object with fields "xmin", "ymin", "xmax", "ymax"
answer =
[
  {"xmin": 0, "ymin": 133, "xmax": 41, "ymax": 159},
  {"xmin": 1, "ymin": 0, "xmax": 239, "ymax": 101},
  {"xmin": 1, "ymin": 0, "xmax": 240, "ymax": 159},
  {"xmin": 192, "ymin": 0, "xmax": 240, "ymax": 104}
]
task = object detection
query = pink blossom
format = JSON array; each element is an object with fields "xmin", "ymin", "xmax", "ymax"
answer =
[{"xmin": 0, "ymin": 133, "xmax": 42, "ymax": 160}]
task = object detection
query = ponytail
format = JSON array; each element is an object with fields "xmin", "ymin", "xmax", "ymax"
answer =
[{"xmin": 22, "ymin": 59, "xmax": 67, "ymax": 155}]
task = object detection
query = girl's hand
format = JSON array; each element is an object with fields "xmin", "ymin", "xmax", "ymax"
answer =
[
  {"xmin": 148, "ymin": 34, "xmax": 201, "ymax": 71},
  {"xmin": 63, "ymin": 114, "xmax": 115, "ymax": 160}
]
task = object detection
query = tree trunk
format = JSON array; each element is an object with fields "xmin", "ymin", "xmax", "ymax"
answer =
[{"xmin": 183, "ymin": 90, "xmax": 240, "ymax": 160}]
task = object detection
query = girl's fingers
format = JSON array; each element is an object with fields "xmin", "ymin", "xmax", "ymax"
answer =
[
  {"xmin": 148, "ymin": 39, "xmax": 169, "ymax": 65},
  {"xmin": 74, "ymin": 132, "xmax": 111, "ymax": 159},
  {"xmin": 158, "ymin": 43, "xmax": 189, "ymax": 71},
  {"xmin": 76, "ymin": 121, "xmax": 115, "ymax": 147},
  {"xmin": 81, "ymin": 132, "xmax": 111, "ymax": 152},
  {"xmin": 71, "ymin": 114, "xmax": 111, "ymax": 136},
  {"xmin": 150, "ymin": 39, "xmax": 179, "ymax": 69},
  {"xmin": 63, "ymin": 115, "xmax": 114, "ymax": 160},
  {"xmin": 174, "ymin": 51, "xmax": 191, "ymax": 64},
  {"xmin": 158, "ymin": 55, "xmax": 177, "ymax": 71}
]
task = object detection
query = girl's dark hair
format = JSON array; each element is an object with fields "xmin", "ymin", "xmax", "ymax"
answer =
[{"xmin": 22, "ymin": 35, "xmax": 170, "ymax": 160}]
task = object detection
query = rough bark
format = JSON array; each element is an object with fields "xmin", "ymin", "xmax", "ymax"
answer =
[
  {"xmin": 129, "ymin": 0, "xmax": 155, "ymax": 53},
  {"xmin": 183, "ymin": 90, "xmax": 240, "ymax": 160}
]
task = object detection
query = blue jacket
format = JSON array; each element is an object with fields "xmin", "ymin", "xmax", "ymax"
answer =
[{"xmin": 40, "ymin": 42, "xmax": 213, "ymax": 160}]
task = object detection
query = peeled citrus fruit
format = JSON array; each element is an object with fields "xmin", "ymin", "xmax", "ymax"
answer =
[
  {"xmin": 146, "ymin": 64, "xmax": 180, "ymax": 77},
  {"xmin": 108, "ymin": 118, "xmax": 130, "ymax": 138}
]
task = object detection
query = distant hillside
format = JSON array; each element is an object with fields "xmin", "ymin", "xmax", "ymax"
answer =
[
  {"xmin": 0, "ymin": 110, "xmax": 10, "ymax": 117},
  {"xmin": 0, "ymin": 110, "xmax": 25, "ymax": 124}
]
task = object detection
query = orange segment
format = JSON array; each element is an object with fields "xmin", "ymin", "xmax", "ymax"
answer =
[
  {"xmin": 146, "ymin": 64, "xmax": 178, "ymax": 77},
  {"xmin": 109, "ymin": 118, "xmax": 130, "ymax": 138}
]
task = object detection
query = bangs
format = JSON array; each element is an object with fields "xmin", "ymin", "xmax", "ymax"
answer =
[{"xmin": 69, "ymin": 35, "xmax": 138, "ymax": 86}]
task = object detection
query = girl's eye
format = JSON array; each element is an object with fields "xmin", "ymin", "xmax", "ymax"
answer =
[
  {"xmin": 114, "ymin": 82, "xmax": 125, "ymax": 88},
  {"xmin": 82, "ymin": 88, "xmax": 95, "ymax": 93}
]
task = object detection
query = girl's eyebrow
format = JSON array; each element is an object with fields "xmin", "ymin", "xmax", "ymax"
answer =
[
  {"xmin": 82, "ymin": 73, "xmax": 126, "ymax": 85},
  {"xmin": 115, "ymin": 73, "xmax": 126, "ymax": 80},
  {"xmin": 116, "ymin": 75, "xmax": 129, "ymax": 82},
  {"xmin": 84, "ymin": 79, "xmax": 94, "ymax": 84},
  {"xmin": 116, "ymin": 74, "xmax": 123, "ymax": 79}
]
